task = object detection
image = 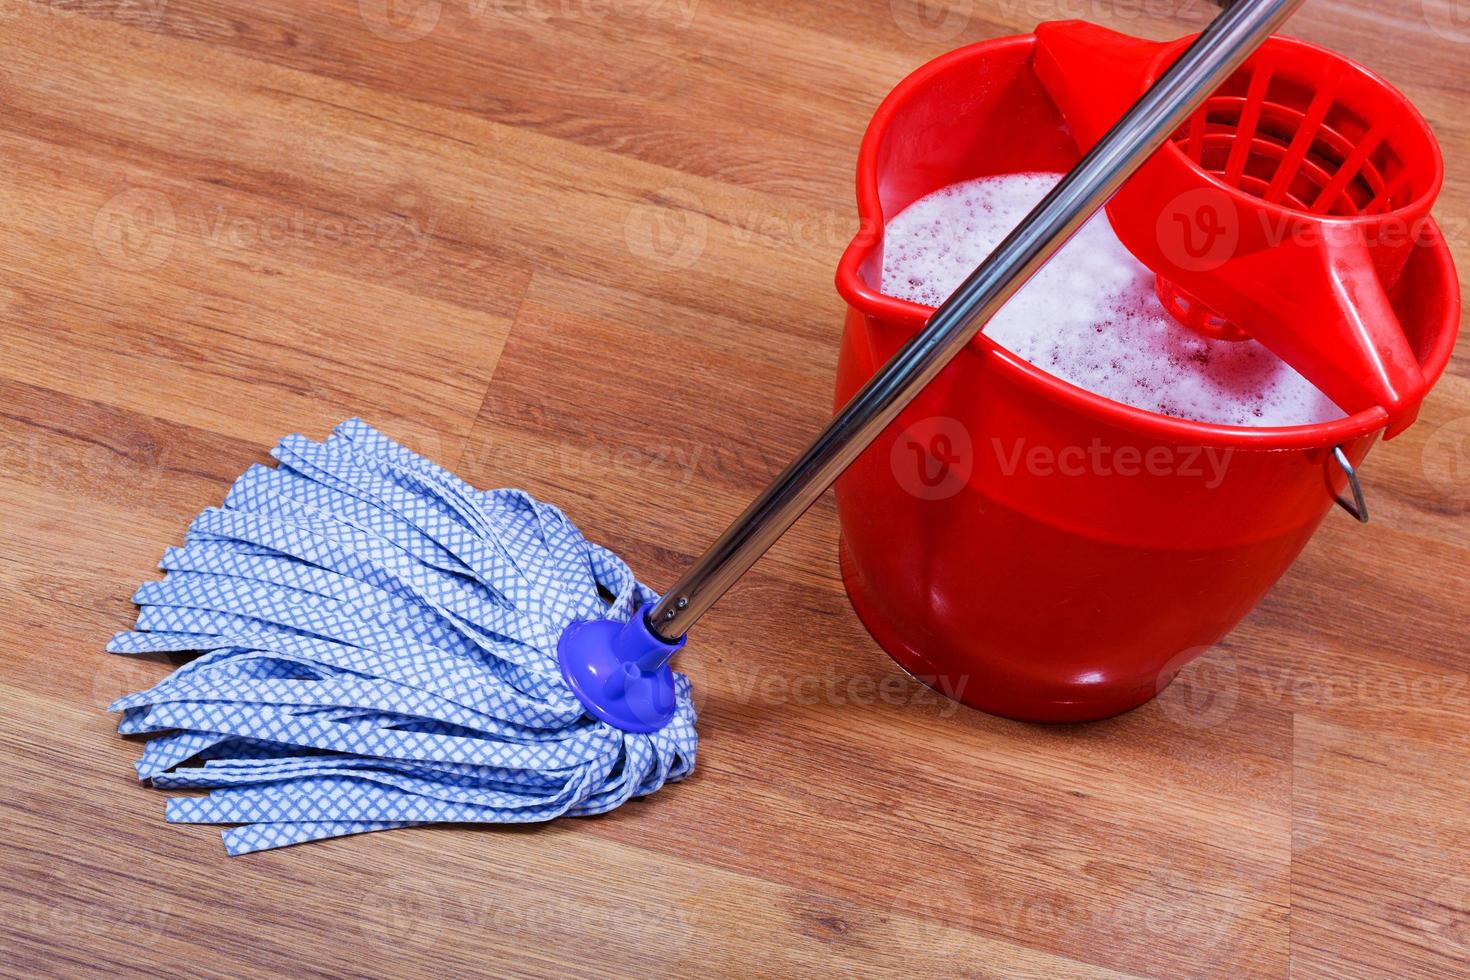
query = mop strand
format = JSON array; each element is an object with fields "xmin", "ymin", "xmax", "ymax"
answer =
[{"xmin": 107, "ymin": 419, "xmax": 697, "ymax": 855}]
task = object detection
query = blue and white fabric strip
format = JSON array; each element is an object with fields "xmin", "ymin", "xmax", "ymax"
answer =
[{"xmin": 107, "ymin": 419, "xmax": 697, "ymax": 855}]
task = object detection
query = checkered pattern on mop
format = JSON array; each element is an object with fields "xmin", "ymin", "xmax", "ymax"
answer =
[{"xmin": 107, "ymin": 419, "xmax": 697, "ymax": 855}]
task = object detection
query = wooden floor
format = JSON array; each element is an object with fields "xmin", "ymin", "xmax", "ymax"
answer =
[{"xmin": 1, "ymin": 0, "xmax": 1466, "ymax": 976}]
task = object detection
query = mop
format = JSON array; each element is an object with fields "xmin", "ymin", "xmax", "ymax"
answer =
[
  {"xmin": 110, "ymin": 420, "xmax": 696, "ymax": 854},
  {"xmin": 106, "ymin": 0, "xmax": 1301, "ymax": 853}
]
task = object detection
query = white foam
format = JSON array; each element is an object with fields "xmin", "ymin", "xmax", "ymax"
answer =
[{"xmin": 879, "ymin": 172, "xmax": 1344, "ymax": 427}]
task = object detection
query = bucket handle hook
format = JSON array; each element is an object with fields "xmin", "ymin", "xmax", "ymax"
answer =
[{"xmin": 1331, "ymin": 446, "xmax": 1369, "ymax": 524}]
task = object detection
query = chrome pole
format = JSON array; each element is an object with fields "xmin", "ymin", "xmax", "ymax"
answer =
[{"xmin": 648, "ymin": 0, "xmax": 1305, "ymax": 641}]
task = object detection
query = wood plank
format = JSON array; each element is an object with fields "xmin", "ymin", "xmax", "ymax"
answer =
[{"xmin": 0, "ymin": 0, "xmax": 1465, "ymax": 976}]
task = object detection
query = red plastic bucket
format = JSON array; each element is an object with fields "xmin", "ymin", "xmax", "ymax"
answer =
[{"xmin": 833, "ymin": 33, "xmax": 1460, "ymax": 723}]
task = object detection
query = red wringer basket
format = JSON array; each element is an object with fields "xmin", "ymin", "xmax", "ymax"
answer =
[{"xmin": 1034, "ymin": 21, "xmax": 1446, "ymax": 435}]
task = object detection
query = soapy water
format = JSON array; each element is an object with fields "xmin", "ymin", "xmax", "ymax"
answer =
[{"xmin": 879, "ymin": 172, "xmax": 1344, "ymax": 427}]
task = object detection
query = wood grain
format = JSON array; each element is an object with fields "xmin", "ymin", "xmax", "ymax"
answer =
[{"xmin": 0, "ymin": 0, "xmax": 1465, "ymax": 976}]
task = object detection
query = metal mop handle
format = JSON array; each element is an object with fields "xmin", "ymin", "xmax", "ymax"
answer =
[{"xmin": 648, "ymin": 0, "xmax": 1305, "ymax": 642}]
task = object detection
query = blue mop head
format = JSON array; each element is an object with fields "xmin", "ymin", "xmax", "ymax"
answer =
[{"xmin": 107, "ymin": 419, "xmax": 698, "ymax": 855}]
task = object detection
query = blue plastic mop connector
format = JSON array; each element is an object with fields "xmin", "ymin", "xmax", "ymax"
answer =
[{"xmin": 557, "ymin": 602, "xmax": 684, "ymax": 733}]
